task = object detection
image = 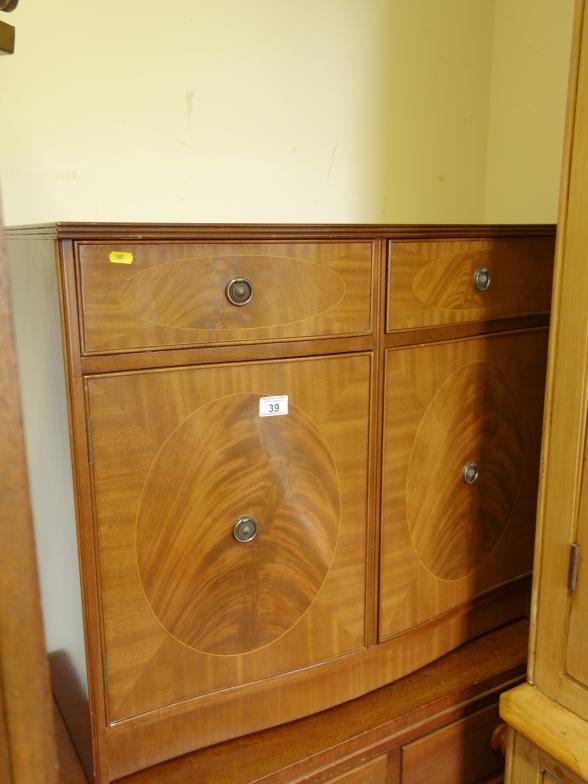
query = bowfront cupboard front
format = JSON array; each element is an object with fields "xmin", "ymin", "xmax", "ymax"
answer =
[{"xmin": 7, "ymin": 223, "xmax": 554, "ymax": 782}]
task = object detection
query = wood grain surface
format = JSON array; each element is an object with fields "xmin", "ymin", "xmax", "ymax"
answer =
[
  {"xmin": 499, "ymin": 6, "xmax": 588, "ymax": 784},
  {"xmin": 528, "ymin": 0, "xmax": 588, "ymax": 725},
  {"xmin": 5, "ymin": 221, "xmax": 555, "ymax": 782},
  {"xmin": 386, "ymin": 237, "xmax": 554, "ymax": 332},
  {"xmin": 501, "ymin": 683, "xmax": 588, "ymax": 783},
  {"xmin": 565, "ymin": 404, "xmax": 588, "ymax": 695},
  {"xmin": 500, "ymin": 683, "xmax": 588, "ymax": 784},
  {"xmin": 78, "ymin": 242, "xmax": 373, "ymax": 353},
  {"xmin": 406, "ymin": 360, "xmax": 523, "ymax": 580},
  {"xmin": 0, "ymin": 221, "xmax": 59, "ymax": 781},
  {"xmin": 136, "ymin": 393, "xmax": 341, "ymax": 655},
  {"xmin": 402, "ymin": 703, "xmax": 503, "ymax": 784},
  {"xmin": 88, "ymin": 354, "xmax": 370, "ymax": 722},
  {"xmin": 101, "ymin": 580, "xmax": 528, "ymax": 778},
  {"xmin": 6, "ymin": 222, "xmax": 556, "ymax": 241},
  {"xmin": 113, "ymin": 619, "xmax": 527, "ymax": 784},
  {"xmin": 379, "ymin": 328, "xmax": 548, "ymax": 641},
  {"xmin": 326, "ymin": 755, "xmax": 389, "ymax": 783},
  {"xmin": 54, "ymin": 702, "xmax": 87, "ymax": 784}
]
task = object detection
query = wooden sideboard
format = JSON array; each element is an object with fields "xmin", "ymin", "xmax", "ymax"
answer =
[
  {"xmin": 115, "ymin": 619, "xmax": 529, "ymax": 784},
  {"xmin": 7, "ymin": 222, "xmax": 554, "ymax": 783}
]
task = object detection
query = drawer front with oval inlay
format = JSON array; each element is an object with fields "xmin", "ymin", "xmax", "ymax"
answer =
[
  {"xmin": 386, "ymin": 237, "xmax": 554, "ymax": 332},
  {"xmin": 77, "ymin": 241, "xmax": 373, "ymax": 354},
  {"xmin": 379, "ymin": 328, "xmax": 548, "ymax": 642},
  {"xmin": 86, "ymin": 352, "xmax": 370, "ymax": 722}
]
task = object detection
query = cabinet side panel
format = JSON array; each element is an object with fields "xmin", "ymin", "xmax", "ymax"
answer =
[{"xmin": 6, "ymin": 238, "xmax": 90, "ymax": 764}]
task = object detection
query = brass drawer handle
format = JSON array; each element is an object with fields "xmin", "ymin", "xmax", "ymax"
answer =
[
  {"xmin": 490, "ymin": 723, "xmax": 508, "ymax": 758},
  {"xmin": 473, "ymin": 267, "xmax": 491, "ymax": 292},
  {"xmin": 233, "ymin": 516, "xmax": 258, "ymax": 543},
  {"xmin": 226, "ymin": 277, "xmax": 254, "ymax": 306},
  {"xmin": 463, "ymin": 461, "xmax": 479, "ymax": 485}
]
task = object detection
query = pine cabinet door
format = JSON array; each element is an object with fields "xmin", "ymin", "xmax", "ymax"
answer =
[{"xmin": 531, "ymin": 0, "xmax": 588, "ymax": 721}]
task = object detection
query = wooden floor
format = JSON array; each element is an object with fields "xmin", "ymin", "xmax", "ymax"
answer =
[{"xmin": 54, "ymin": 702, "xmax": 87, "ymax": 784}]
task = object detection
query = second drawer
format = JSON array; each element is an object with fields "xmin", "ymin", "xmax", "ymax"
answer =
[{"xmin": 387, "ymin": 236, "xmax": 554, "ymax": 332}]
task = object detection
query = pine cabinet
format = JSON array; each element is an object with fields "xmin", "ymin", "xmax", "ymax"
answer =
[
  {"xmin": 501, "ymin": 1, "xmax": 588, "ymax": 781},
  {"xmin": 7, "ymin": 223, "xmax": 554, "ymax": 782}
]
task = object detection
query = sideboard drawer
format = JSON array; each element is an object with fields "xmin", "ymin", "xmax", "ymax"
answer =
[
  {"xmin": 326, "ymin": 755, "xmax": 390, "ymax": 783},
  {"xmin": 402, "ymin": 704, "xmax": 503, "ymax": 783},
  {"xmin": 77, "ymin": 241, "xmax": 373, "ymax": 354},
  {"xmin": 386, "ymin": 236, "xmax": 554, "ymax": 332}
]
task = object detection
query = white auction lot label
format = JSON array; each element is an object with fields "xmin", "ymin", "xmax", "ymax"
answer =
[{"xmin": 259, "ymin": 395, "xmax": 288, "ymax": 417}]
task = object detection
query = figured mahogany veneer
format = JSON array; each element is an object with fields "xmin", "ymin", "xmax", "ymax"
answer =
[
  {"xmin": 78, "ymin": 242, "xmax": 373, "ymax": 354},
  {"xmin": 136, "ymin": 392, "xmax": 341, "ymax": 656},
  {"xmin": 88, "ymin": 355, "xmax": 369, "ymax": 721},
  {"xmin": 5, "ymin": 223, "xmax": 554, "ymax": 783},
  {"xmin": 379, "ymin": 329, "xmax": 548, "ymax": 641},
  {"xmin": 387, "ymin": 236, "xmax": 554, "ymax": 332},
  {"xmin": 113, "ymin": 619, "xmax": 528, "ymax": 784}
]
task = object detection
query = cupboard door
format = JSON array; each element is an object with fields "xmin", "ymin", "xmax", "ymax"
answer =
[
  {"xmin": 561, "ymin": 420, "xmax": 588, "ymax": 714},
  {"xmin": 379, "ymin": 330, "xmax": 547, "ymax": 640},
  {"xmin": 86, "ymin": 354, "xmax": 370, "ymax": 723},
  {"xmin": 506, "ymin": 732, "xmax": 586, "ymax": 784},
  {"xmin": 78, "ymin": 241, "xmax": 373, "ymax": 353},
  {"xmin": 531, "ymin": 0, "xmax": 588, "ymax": 722},
  {"xmin": 386, "ymin": 237, "xmax": 553, "ymax": 332}
]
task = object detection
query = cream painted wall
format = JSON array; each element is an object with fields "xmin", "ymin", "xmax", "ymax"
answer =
[
  {"xmin": 7, "ymin": 238, "xmax": 87, "ymax": 697},
  {"xmin": 376, "ymin": 1, "xmax": 495, "ymax": 222},
  {"xmin": 484, "ymin": 0, "xmax": 576, "ymax": 222},
  {"xmin": 2, "ymin": 0, "xmax": 501, "ymax": 225}
]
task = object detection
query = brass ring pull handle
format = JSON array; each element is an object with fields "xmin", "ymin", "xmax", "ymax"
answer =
[
  {"xmin": 462, "ymin": 461, "xmax": 479, "ymax": 485},
  {"xmin": 473, "ymin": 267, "xmax": 491, "ymax": 292},
  {"xmin": 0, "ymin": 1, "xmax": 19, "ymax": 11},
  {"xmin": 226, "ymin": 277, "xmax": 254, "ymax": 306},
  {"xmin": 232, "ymin": 516, "xmax": 258, "ymax": 543}
]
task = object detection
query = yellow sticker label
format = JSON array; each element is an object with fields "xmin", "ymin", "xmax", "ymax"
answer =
[{"xmin": 109, "ymin": 251, "xmax": 134, "ymax": 265}]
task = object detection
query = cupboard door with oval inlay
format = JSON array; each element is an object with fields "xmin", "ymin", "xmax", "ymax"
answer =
[
  {"xmin": 78, "ymin": 241, "xmax": 373, "ymax": 354},
  {"xmin": 86, "ymin": 353, "xmax": 370, "ymax": 723},
  {"xmin": 379, "ymin": 329, "xmax": 548, "ymax": 641},
  {"xmin": 386, "ymin": 237, "xmax": 553, "ymax": 332}
]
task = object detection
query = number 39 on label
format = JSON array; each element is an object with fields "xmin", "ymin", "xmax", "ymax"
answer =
[{"xmin": 259, "ymin": 395, "xmax": 288, "ymax": 417}]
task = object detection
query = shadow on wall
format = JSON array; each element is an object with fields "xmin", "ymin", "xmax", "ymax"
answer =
[{"xmin": 0, "ymin": 0, "xmax": 575, "ymax": 224}]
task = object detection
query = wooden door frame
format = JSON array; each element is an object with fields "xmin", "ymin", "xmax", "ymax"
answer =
[{"xmin": 0, "ymin": 209, "xmax": 59, "ymax": 781}]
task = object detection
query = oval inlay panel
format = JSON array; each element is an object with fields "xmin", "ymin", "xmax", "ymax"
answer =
[
  {"xmin": 412, "ymin": 249, "xmax": 538, "ymax": 311},
  {"xmin": 406, "ymin": 363, "xmax": 524, "ymax": 581},
  {"xmin": 119, "ymin": 256, "xmax": 345, "ymax": 331},
  {"xmin": 136, "ymin": 394, "xmax": 340, "ymax": 655}
]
